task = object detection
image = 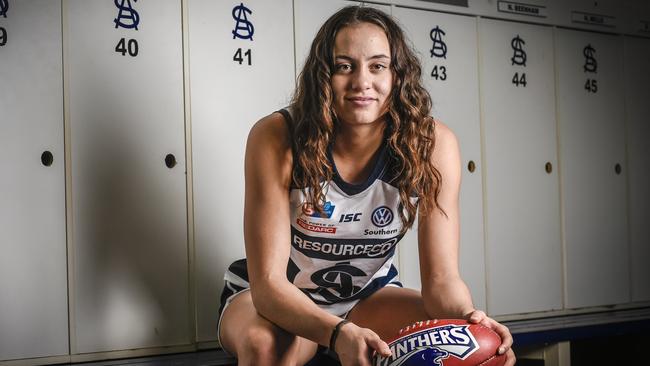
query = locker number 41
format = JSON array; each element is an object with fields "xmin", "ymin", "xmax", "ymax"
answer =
[{"xmin": 234, "ymin": 48, "xmax": 252, "ymax": 66}]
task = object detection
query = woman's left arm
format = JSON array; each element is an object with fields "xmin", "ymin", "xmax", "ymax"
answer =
[{"xmin": 417, "ymin": 120, "xmax": 515, "ymax": 365}]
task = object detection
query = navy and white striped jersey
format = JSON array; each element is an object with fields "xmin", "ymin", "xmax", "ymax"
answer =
[{"xmin": 220, "ymin": 109, "xmax": 417, "ymax": 317}]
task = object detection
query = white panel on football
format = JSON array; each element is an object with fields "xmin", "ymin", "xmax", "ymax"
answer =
[
  {"xmin": 555, "ymin": 29, "xmax": 629, "ymax": 308},
  {"xmin": 188, "ymin": 0, "xmax": 295, "ymax": 342},
  {"xmin": 478, "ymin": 19, "xmax": 562, "ymax": 315},
  {"xmin": 67, "ymin": 0, "xmax": 190, "ymax": 352},
  {"xmin": 391, "ymin": 7, "xmax": 486, "ymax": 312},
  {"xmin": 623, "ymin": 36, "xmax": 650, "ymax": 302},
  {"xmin": 0, "ymin": 1, "xmax": 68, "ymax": 360}
]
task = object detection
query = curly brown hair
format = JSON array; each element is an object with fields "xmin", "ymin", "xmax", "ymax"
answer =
[{"xmin": 289, "ymin": 5, "xmax": 443, "ymax": 230}]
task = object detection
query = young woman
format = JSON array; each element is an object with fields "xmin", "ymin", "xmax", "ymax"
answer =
[{"xmin": 218, "ymin": 6, "xmax": 515, "ymax": 366}]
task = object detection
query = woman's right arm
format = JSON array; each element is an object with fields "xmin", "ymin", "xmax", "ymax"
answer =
[{"xmin": 243, "ymin": 113, "xmax": 390, "ymax": 364}]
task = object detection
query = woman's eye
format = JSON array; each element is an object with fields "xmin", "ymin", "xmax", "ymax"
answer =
[
  {"xmin": 336, "ymin": 64, "xmax": 352, "ymax": 72},
  {"xmin": 372, "ymin": 64, "xmax": 387, "ymax": 71}
]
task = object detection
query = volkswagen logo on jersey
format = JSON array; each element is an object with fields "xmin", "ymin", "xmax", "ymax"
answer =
[{"xmin": 372, "ymin": 206, "xmax": 394, "ymax": 227}]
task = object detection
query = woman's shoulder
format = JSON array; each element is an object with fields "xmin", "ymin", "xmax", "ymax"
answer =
[
  {"xmin": 432, "ymin": 119, "xmax": 459, "ymax": 155},
  {"xmin": 247, "ymin": 110, "xmax": 293, "ymax": 152},
  {"xmin": 246, "ymin": 111, "xmax": 294, "ymax": 187}
]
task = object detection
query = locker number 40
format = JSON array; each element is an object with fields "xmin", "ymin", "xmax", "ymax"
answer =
[{"xmin": 115, "ymin": 38, "xmax": 139, "ymax": 57}]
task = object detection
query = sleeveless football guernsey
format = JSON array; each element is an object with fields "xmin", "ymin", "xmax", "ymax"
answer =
[{"xmin": 218, "ymin": 108, "xmax": 417, "ymax": 319}]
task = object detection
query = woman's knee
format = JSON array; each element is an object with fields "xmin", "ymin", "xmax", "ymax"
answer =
[{"xmin": 237, "ymin": 324, "xmax": 298, "ymax": 366}]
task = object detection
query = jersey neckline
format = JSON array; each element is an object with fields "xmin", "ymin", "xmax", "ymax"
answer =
[{"xmin": 327, "ymin": 141, "xmax": 388, "ymax": 196}]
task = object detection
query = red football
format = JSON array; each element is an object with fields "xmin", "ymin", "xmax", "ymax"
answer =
[{"xmin": 373, "ymin": 319, "xmax": 506, "ymax": 366}]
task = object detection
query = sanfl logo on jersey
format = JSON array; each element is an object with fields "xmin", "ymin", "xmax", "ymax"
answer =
[
  {"xmin": 372, "ymin": 206, "xmax": 393, "ymax": 227},
  {"xmin": 303, "ymin": 201, "xmax": 335, "ymax": 219}
]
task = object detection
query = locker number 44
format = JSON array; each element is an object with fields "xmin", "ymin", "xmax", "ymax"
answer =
[
  {"xmin": 512, "ymin": 72, "xmax": 527, "ymax": 87},
  {"xmin": 0, "ymin": 27, "xmax": 6, "ymax": 46}
]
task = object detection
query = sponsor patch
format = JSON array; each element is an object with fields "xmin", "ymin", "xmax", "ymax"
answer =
[
  {"xmin": 296, "ymin": 218, "xmax": 337, "ymax": 234},
  {"xmin": 372, "ymin": 206, "xmax": 394, "ymax": 227},
  {"xmin": 304, "ymin": 201, "xmax": 335, "ymax": 219}
]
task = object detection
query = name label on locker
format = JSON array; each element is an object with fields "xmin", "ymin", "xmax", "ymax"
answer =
[
  {"xmin": 416, "ymin": 0, "xmax": 468, "ymax": 7},
  {"xmin": 497, "ymin": 1, "xmax": 547, "ymax": 18},
  {"xmin": 571, "ymin": 11, "xmax": 616, "ymax": 28}
]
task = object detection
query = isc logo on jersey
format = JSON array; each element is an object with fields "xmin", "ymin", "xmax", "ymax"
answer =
[{"xmin": 374, "ymin": 324, "xmax": 478, "ymax": 366}]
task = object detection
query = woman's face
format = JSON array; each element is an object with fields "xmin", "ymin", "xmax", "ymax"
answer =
[{"xmin": 331, "ymin": 22, "xmax": 393, "ymax": 127}]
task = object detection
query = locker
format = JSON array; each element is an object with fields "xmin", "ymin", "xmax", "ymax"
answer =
[
  {"xmin": 66, "ymin": 0, "xmax": 190, "ymax": 352},
  {"xmin": 555, "ymin": 28, "xmax": 629, "ymax": 308},
  {"xmin": 623, "ymin": 36, "xmax": 650, "ymax": 302},
  {"xmin": 188, "ymin": 0, "xmax": 295, "ymax": 342},
  {"xmin": 0, "ymin": 1, "xmax": 69, "ymax": 360},
  {"xmin": 391, "ymin": 7, "xmax": 486, "ymax": 312},
  {"xmin": 478, "ymin": 19, "xmax": 562, "ymax": 315}
]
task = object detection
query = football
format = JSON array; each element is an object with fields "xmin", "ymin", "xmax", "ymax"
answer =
[{"xmin": 373, "ymin": 319, "xmax": 506, "ymax": 366}]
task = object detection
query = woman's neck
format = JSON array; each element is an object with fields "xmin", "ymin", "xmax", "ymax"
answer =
[{"xmin": 331, "ymin": 119, "xmax": 387, "ymax": 184}]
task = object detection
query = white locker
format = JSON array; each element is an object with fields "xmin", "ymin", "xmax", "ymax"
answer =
[
  {"xmin": 623, "ymin": 36, "xmax": 650, "ymax": 302},
  {"xmin": 391, "ymin": 7, "xmax": 486, "ymax": 312},
  {"xmin": 66, "ymin": 0, "xmax": 190, "ymax": 352},
  {"xmin": 188, "ymin": 0, "xmax": 295, "ymax": 342},
  {"xmin": 0, "ymin": 1, "xmax": 69, "ymax": 360},
  {"xmin": 478, "ymin": 19, "xmax": 562, "ymax": 315},
  {"xmin": 555, "ymin": 29, "xmax": 629, "ymax": 308}
]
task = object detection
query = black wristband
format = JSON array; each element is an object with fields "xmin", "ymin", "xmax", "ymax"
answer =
[{"xmin": 329, "ymin": 319, "xmax": 350, "ymax": 352}]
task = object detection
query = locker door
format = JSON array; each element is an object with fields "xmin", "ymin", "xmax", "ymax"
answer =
[
  {"xmin": 623, "ymin": 36, "xmax": 650, "ymax": 303},
  {"xmin": 391, "ymin": 7, "xmax": 486, "ymax": 312},
  {"xmin": 66, "ymin": 0, "xmax": 190, "ymax": 352},
  {"xmin": 188, "ymin": 0, "xmax": 295, "ymax": 342},
  {"xmin": 555, "ymin": 29, "xmax": 629, "ymax": 308},
  {"xmin": 478, "ymin": 19, "xmax": 562, "ymax": 316},
  {"xmin": 0, "ymin": 1, "xmax": 68, "ymax": 360}
]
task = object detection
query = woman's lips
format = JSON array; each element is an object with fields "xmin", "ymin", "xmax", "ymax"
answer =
[{"xmin": 346, "ymin": 96, "xmax": 376, "ymax": 107}]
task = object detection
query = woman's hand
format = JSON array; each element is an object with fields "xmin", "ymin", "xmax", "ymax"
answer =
[
  {"xmin": 466, "ymin": 310, "xmax": 516, "ymax": 366},
  {"xmin": 334, "ymin": 322, "xmax": 392, "ymax": 366}
]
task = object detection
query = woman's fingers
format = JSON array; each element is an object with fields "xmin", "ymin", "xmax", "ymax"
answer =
[
  {"xmin": 465, "ymin": 310, "xmax": 514, "ymax": 355},
  {"xmin": 365, "ymin": 331, "xmax": 391, "ymax": 358},
  {"xmin": 504, "ymin": 348, "xmax": 517, "ymax": 366}
]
